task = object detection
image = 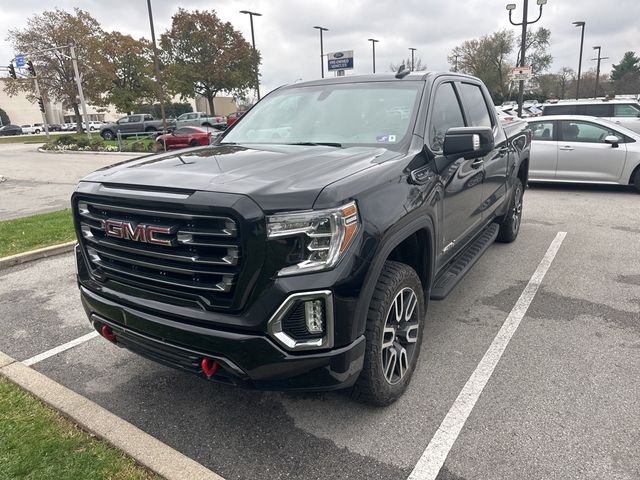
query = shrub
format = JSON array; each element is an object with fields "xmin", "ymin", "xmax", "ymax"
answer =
[
  {"xmin": 129, "ymin": 141, "xmax": 147, "ymax": 152},
  {"xmin": 75, "ymin": 137, "xmax": 91, "ymax": 148},
  {"xmin": 88, "ymin": 138, "xmax": 105, "ymax": 150},
  {"xmin": 55, "ymin": 135, "xmax": 77, "ymax": 145}
]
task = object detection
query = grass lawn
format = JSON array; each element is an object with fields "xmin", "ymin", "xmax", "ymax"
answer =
[
  {"xmin": 0, "ymin": 377, "xmax": 158, "ymax": 480},
  {"xmin": 0, "ymin": 133, "xmax": 68, "ymax": 145},
  {"xmin": 0, "ymin": 209, "xmax": 76, "ymax": 258}
]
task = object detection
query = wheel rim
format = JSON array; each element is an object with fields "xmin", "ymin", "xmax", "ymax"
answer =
[
  {"xmin": 381, "ymin": 287, "xmax": 420, "ymax": 385},
  {"xmin": 512, "ymin": 185, "xmax": 523, "ymax": 234}
]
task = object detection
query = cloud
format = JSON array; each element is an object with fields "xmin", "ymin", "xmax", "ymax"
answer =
[{"xmin": 1, "ymin": 0, "xmax": 638, "ymax": 96}]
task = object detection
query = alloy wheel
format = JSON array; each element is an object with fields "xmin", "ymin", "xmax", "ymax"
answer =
[{"xmin": 512, "ymin": 185, "xmax": 523, "ymax": 234}]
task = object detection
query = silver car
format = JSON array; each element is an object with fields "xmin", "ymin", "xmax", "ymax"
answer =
[{"xmin": 527, "ymin": 115, "xmax": 640, "ymax": 192}]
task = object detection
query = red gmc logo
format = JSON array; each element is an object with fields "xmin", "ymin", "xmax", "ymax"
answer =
[{"xmin": 104, "ymin": 220, "xmax": 172, "ymax": 246}]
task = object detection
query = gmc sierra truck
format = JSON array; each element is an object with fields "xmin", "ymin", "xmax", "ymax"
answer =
[
  {"xmin": 73, "ymin": 72, "xmax": 530, "ymax": 406},
  {"xmin": 99, "ymin": 114, "xmax": 174, "ymax": 140}
]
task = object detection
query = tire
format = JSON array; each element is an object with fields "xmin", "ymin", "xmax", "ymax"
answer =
[
  {"xmin": 145, "ymin": 127, "xmax": 157, "ymax": 133},
  {"xmin": 34, "ymin": 129, "xmax": 40, "ymax": 134},
  {"xmin": 633, "ymin": 168, "xmax": 640, "ymax": 194},
  {"xmin": 351, "ymin": 261, "xmax": 425, "ymax": 406},
  {"xmin": 496, "ymin": 178, "xmax": 523, "ymax": 243},
  {"xmin": 189, "ymin": 140, "xmax": 200, "ymax": 147},
  {"xmin": 101, "ymin": 130, "xmax": 115, "ymax": 140}
]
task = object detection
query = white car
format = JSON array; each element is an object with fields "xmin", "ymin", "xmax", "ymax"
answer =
[
  {"xmin": 541, "ymin": 100, "xmax": 640, "ymax": 134},
  {"xmin": 20, "ymin": 124, "xmax": 44, "ymax": 134},
  {"xmin": 88, "ymin": 120, "xmax": 104, "ymax": 131},
  {"xmin": 527, "ymin": 115, "xmax": 640, "ymax": 192},
  {"xmin": 495, "ymin": 108, "xmax": 517, "ymax": 122}
]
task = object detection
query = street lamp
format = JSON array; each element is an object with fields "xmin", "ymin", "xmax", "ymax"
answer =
[
  {"xmin": 240, "ymin": 10, "xmax": 262, "ymax": 100},
  {"xmin": 313, "ymin": 26, "xmax": 329, "ymax": 78},
  {"xmin": 572, "ymin": 21, "xmax": 586, "ymax": 99},
  {"xmin": 146, "ymin": 0, "xmax": 167, "ymax": 131},
  {"xmin": 507, "ymin": 0, "xmax": 548, "ymax": 118},
  {"xmin": 591, "ymin": 46, "xmax": 609, "ymax": 98},
  {"xmin": 409, "ymin": 47, "xmax": 417, "ymax": 71},
  {"xmin": 368, "ymin": 38, "xmax": 379, "ymax": 73},
  {"xmin": 453, "ymin": 53, "xmax": 459, "ymax": 72}
]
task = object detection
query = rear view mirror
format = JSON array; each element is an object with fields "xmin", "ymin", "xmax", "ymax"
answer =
[
  {"xmin": 604, "ymin": 135, "xmax": 620, "ymax": 148},
  {"xmin": 443, "ymin": 127, "xmax": 495, "ymax": 159}
]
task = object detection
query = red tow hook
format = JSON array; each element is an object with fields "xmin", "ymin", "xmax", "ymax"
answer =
[
  {"xmin": 100, "ymin": 324, "xmax": 117, "ymax": 342},
  {"xmin": 201, "ymin": 358, "xmax": 219, "ymax": 378}
]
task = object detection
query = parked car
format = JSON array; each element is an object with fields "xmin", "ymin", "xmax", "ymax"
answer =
[
  {"xmin": 100, "ymin": 114, "xmax": 174, "ymax": 140},
  {"xmin": 20, "ymin": 124, "xmax": 43, "ymax": 134},
  {"xmin": 175, "ymin": 112, "xmax": 226, "ymax": 129},
  {"xmin": 48, "ymin": 124, "xmax": 63, "ymax": 132},
  {"xmin": 0, "ymin": 124, "xmax": 23, "ymax": 136},
  {"xmin": 541, "ymin": 100, "xmax": 640, "ymax": 134},
  {"xmin": 226, "ymin": 111, "xmax": 245, "ymax": 127},
  {"xmin": 155, "ymin": 126, "xmax": 213, "ymax": 150},
  {"xmin": 72, "ymin": 72, "xmax": 531, "ymax": 405},
  {"xmin": 88, "ymin": 120, "xmax": 104, "ymax": 131},
  {"xmin": 527, "ymin": 115, "xmax": 640, "ymax": 192},
  {"xmin": 496, "ymin": 108, "xmax": 516, "ymax": 122}
]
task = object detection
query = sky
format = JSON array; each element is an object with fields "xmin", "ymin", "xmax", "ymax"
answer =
[{"xmin": 1, "ymin": 0, "xmax": 639, "ymax": 97}]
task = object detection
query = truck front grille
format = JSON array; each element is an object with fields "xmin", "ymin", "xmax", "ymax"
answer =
[{"xmin": 76, "ymin": 199, "xmax": 242, "ymax": 310}]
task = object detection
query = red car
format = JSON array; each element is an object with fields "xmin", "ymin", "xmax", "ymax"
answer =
[
  {"xmin": 156, "ymin": 126, "xmax": 212, "ymax": 150},
  {"xmin": 226, "ymin": 111, "xmax": 245, "ymax": 127}
]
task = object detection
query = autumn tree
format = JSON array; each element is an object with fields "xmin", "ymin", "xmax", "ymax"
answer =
[
  {"xmin": 4, "ymin": 8, "xmax": 104, "ymax": 131},
  {"xmin": 160, "ymin": 9, "xmax": 260, "ymax": 115},
  {"xmin": 610, "ymin": 51, "xmax": 640, "ymax": 94},
  {"xmin": 95, "ymin": 32, "xmax": 156, "ymax": 113}
]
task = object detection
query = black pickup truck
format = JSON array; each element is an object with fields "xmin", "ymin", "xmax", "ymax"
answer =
[{"xmin": 72, "ymin": 72, "xmax": 530, "ymax": 405}]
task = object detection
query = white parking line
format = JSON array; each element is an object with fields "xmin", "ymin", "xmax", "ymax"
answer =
[
  {"xmin": 408, "ymin": 231, "xmax": 567, "ymax": 480},
  {"xmin": 22, "ymin": 331, "xmax": 99, "ymax": 366}
]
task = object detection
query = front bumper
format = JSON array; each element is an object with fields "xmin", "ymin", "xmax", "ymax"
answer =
[{"xmin": 80, "ymin": 286, "xmax": 365, "ymax": 391}]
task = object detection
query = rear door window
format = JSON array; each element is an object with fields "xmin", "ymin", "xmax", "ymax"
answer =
[
  {"xmin": 614, "ymin": 104, "xmax": 640, "ymax": 117},
  {"xmin": 459, "ymin": 83, "xmax": 493, "ymax": 128},
  {"xmin": 579, "ymin": 104, "xmax": 611, "ymax": 117},
  {"xmin": 428, "ymin": 82, "xmax": 466, "ymax": 151},
  {"xmin": 559, "ymin": 120, "xmax": 618, "ymax": 143},
  {"xmin": 543, "ymin": 105, "xmax": 576, "ymax": 115}
]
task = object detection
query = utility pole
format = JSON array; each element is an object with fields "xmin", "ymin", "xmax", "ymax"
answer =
[
  {"xmin": 507, "ymin": 0, "xmax": 548, "ymax": 118},
  {"xmin": 313, "ymin": 26, "xmax": 328, "ymax": 78},
  {"xmin": 591, "ymin": 46, "xmax": 608, "ymax": 98},
  {"xmin": 368, "ymin": 38, "xmax": 379, "ymax": 73},
  {"xmin": 69, "ymin": 44, "xmax": 91, "ymax": 138},
  {"xmin": 147, "ymin": 0, "xmax": 167, "ymax": 130},
  {"xmin": 573, "ymin": 21, "xmax": 586, "ymax": 99},
  {"xmin": 409, "ymin": 47, "xmax": 417, "ymax": 71},
  {"xmin": 240, "ymin": 10, "xmax": 262, "ymax": 100}
]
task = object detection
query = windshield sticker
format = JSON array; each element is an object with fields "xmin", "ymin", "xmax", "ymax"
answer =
[{"xmin": 376, "ymin": 134, "xmax": 397, "ymax": 142}]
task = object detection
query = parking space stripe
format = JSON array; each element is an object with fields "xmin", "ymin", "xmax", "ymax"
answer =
[
  {"xmin": 408, "ymin": 231, "xmax": 567, "ymax": 480},
  {"xmin": 22, "ymin": 331, "xmax": 99, "ymax": 366}
]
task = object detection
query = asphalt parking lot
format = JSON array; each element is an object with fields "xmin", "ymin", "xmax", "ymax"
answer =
[
  {"xmin": 1, "ymin": 184, "xmax": 639, "ymax": 480},
  {"xmin": 0, "ymin": 143, "xmax": 136, "ymax": 220}
]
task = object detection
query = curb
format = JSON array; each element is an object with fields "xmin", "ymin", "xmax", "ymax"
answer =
[
  {"xmin": 0, "ymin": 351, "xmax": 224, "ymax": 480},
  {"xmin": 0, "ymin": 241, "xmax": 77, "ymax": 271},
  {"xmin": 37, "ymin": 147, "xmax": 143, "ymax": 156}
]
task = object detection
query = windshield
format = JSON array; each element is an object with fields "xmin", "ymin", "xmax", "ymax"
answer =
[{"xmin": 221, "ymin": 81, "xmax": 422, "ymax": 148}]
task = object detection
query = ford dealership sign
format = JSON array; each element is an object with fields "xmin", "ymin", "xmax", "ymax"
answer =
[{"xmin": 327, "ymin": 50, "xmax": 354, "ymax": 71}]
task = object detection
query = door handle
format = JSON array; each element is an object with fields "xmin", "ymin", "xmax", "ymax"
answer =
[
  {"xmin": 559, "ymin": 146, "xmax": 574, "ymax": 151},
  {"xmin": 471, "ymin": 159, "xmax": 484, "ymax": 169}
]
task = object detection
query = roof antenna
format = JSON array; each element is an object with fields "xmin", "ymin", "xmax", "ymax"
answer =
[{"xmin": 395, "ymin": 63, "xmax": 411, "ymax": 79}]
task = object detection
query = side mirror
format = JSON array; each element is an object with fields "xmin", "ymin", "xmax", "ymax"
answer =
[
  {"xmin": 604, "ymin": 135, "xmax": 620, "ymax": 148},
  {"xmin": 443, "ymin": 127, "xmax": 495, "ymax": 159}
]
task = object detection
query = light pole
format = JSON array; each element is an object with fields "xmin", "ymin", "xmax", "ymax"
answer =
[
  {"xmin": 573, "ymin": 21, "xmax": 585, "ymax": 99},
  {"xmin": 453, "ymin": 53, "xmax": 459, "ymax": 72},
  {"xmin": 313, "ymin": 26, "xmax": 329, "ymax": 78},
  {"xmin": 507, "ymin": 0, "xmax": 548, "ymax": 118},
  {"xmin": 409, "ymin": 47, "xmax": 417, "ymax": 71},
  {"xmin": 591, "ymin": 46, "xmax": 608, "ymax": 98},
  {"xmin": 240, "ymin": 10, "xmax": 262, "ymax": 100},
  {"xmin": 146, "ymin": 0, "xmax": 167, "ymax": 131},
  {"xmin": 368, "ymin": 38, "xmax": 379, "ymax": 73}
]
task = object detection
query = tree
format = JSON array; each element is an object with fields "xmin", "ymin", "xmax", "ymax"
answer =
[
  {"xmin": 138, "ymin": 102, "xmax": 193, "ymax": 119},
  {"xmin": 0, "ymin": 107, "xmax": 10, "ymax": 126},
  {"xmin": 610, "ymin": 51, "xmax": 640, "ymax": 95},
  {"xmin": 95, "ymin": 32, "xmax": 156, "ymax": 113},
  {"xmin": 523, "ymin": 27, "xmax": 552, "ymax": 77},
  {"xmin": 557, "ymin": 67, "xmax": 575, "ymax": 99},
  {"xmin": 389, "ymin": 57, "xmax": 427, "ymax": 72},
  {"xmin": 4, "ymin": 8, "xmax": 104, "ymax": 132},
  {"xmin": 160, "ymin": 9, "xmax": 260, "ymax": 115}
]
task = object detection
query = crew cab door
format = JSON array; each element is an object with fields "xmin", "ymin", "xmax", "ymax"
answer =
[
  {"xmin": 427, "ymin": 81, "xmax": 484, "ymax": 264},
  {"xmin": 457, "ymin": 81, "xmax": 507, "ymax": 218}
]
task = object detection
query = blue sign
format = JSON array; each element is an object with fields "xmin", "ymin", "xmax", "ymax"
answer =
[
  {"xmin": 15, "ymin": 55, "xmax": 25, "ymax": 68},
  {"xmin": 327, "ymin": 50, "xmax": 354, "ymax": 71}
]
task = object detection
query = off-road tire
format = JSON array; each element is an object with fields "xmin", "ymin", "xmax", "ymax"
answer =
[
  {"xmin": 496, "ymin": 178, "xmax": 523, "ymax": 243},
  {"xmin": 101, "ymin": 129, "xmax": 115, "ymax": 140},
  {"xmin": 350, "ymin": 261, "xmax": 425, "ymax": 406}
]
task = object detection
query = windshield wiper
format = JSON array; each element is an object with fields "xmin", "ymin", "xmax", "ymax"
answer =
[{"xmin": 286, "ymin": 142, "xmax": 343, "ymax": 148}]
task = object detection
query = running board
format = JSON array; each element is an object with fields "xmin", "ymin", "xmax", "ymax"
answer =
[{"xmin": 430, "ymin": 223, "xmax": 499, "ymax": 300}]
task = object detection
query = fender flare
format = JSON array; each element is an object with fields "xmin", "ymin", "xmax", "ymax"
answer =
[{"xmin": 352, "ymin": 213, "xmax": 436, "ymax": 338}]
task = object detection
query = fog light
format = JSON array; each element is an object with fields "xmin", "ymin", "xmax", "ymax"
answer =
[{"xmin": 304, "ymin": 299, "xmax": 324, "ymax": 334}]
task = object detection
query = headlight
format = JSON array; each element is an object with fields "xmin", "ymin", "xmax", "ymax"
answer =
[{"xmin": 267, "ymin": 202, "xmax": 359, "ymax": 276}]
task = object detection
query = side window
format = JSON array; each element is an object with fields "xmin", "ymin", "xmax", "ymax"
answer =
[
  {"xmin": 128, "ymin": 116, "xmax": 142, "ymax": 123},
  {"xmin": 118, "ymin": 117, "xmax": 129, "ymax": 124},
  {"xmin": 559, "ymin": 121, "xmax": 618, "ymax": 143},
  {"xmin": 614, "ymin": 104, "xmax": 640, "ymax": 117},
  {"xmin": 144, "ymin": 115, "xmax": 154, "ymax": 121},
  {"xmin": 530, "ymin": 121, "xmax": 554, "ymax": 141},
  {"xmin": 428, "ymin": 82, "xmax": 465, "ymax": 151},
  {"xmin": 579, "ymin": 104, "xmax": 611, "ymax": 117},
  {"xmin": 459, "ymin": 83, "xmax": 493, "ymax": 128},
  {"xmin": 187, "ymin": 113, "xmax": 197, "ymax": 120},
  {"xmin": 543, "ymin": 105, "xmax": 575, "ymax": 115}
]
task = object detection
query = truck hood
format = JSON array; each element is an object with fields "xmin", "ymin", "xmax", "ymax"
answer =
[{"xmin": 81, "ymin": 144, "xmax": 396, "ymax": 211}]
